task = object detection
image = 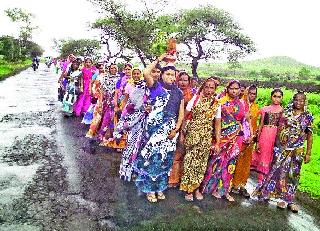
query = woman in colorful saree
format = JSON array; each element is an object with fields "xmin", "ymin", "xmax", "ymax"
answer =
[
  {"xmin": 113, "ymin": 68, "xmax": 148, "ymax": 181},
  {"xmin": 168, "ymin": 71, "xmax": 194, "ymax": 187},
  {"xmin": 201, "ymin": 80, "xmax": 253, "ymax": 202},
  {"xmin": 100, "ymin": 64, "xmax": 133, "ymax": 150},
  {"xmin": 73, "ymin": 57, "xmax": 97, "ymax": 117},
  {"xmin": 133, "ymin": 53, "xmax": 184, "ymax": 203},
  {"xmin": 179, "ymin": 77, "xmax": 221, "ymax": 201},
  {"xmin": 62, "ymin": 60, "xmax": 82, "ymax": 116},
  {"xmin": 85, "ymin": 64, "xmax": 120, "ymax": 140},
  {"xmin": 252, "ymin": 92, "xmax": 313, "ymax": 213},
  {"xmin": 251, "ymin": 89, "xmax": 283, "ymax": 183}
]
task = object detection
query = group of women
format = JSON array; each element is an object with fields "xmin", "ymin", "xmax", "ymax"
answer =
[{"xmin": 57, "ymin": 53, "xmax": 313, "ymax": 213}]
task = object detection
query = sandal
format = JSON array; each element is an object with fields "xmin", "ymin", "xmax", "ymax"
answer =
[
  {"xmin": 277, "ymin": 201, "xmax": 286, "ymax": 209},
  {"xmin": 287, "ymin": 203, "xmax": 299, "ymax": 213},
  {"xmin": 225, "ymin": 194, "xmax": 235, "ymax": 202},
  {"xmin": 185, "ymin": 193, "xmax": 194, "ymax": 201},
  {"xmin": 212, "ymin": 191, "xmax": 221, "ymax": 199},
  {"xmin": 157, "ymin": 192, "xmax": 166, "ymax": 200},
  {"xmin": 195, "ymin": 190, "xmax": 204, "ymax": 201},
  {"xmin": 231, "ymin": 187, "xmax": 240, "ymax": 195},
  {"xmin": 240, "ymin": 188, "xmax": 250, "ymax": 199},
  {"xmin": 146, "ymin": 193, "xmax": 157, "ymax": 203}
]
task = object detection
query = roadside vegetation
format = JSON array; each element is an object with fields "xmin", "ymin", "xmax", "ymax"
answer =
[
  {"xmin": 0, "ymin": 8, "xmax": 43, "ymax": 80},
  {"xmin": 0, "ymin": 59, "xmax": 32, "ymax": 80}
]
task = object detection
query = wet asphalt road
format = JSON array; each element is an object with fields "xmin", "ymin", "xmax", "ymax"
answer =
[{"xmin": 0, "ymin": 65, "xmax": 319, "ymax": 231}]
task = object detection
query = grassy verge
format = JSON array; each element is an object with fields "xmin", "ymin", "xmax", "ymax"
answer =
[
  {"xmin": 0, "ymin": 60, "xmax": 32, "ymax": 80},
  {"xmin": 299, "ymin": 135, "xmax": 320, "ymax": 198}
]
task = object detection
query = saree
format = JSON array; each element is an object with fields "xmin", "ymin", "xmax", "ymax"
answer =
[
  {"xmin": 253, "ymin": 105, "xmax": 313, "ymax": 203},
  {"xmin": 201, "ymin": 97, "xmax": 247, "ymax": 196}
]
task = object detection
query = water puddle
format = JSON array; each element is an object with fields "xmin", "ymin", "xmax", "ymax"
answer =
[
  {"xmin": 0, "ymin": 123, "xmax": 52, "ymax": 147},
  {"xmin": 288, "ymin": 210, "xmax": 320, "ymax": 231},
  {"xmin": 0, "ymin": 163, "xmax": 39, "ymax": 204}
]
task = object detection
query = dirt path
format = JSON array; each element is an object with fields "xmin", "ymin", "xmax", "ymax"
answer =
[{"xmin": 0, "ymin": 65, "xmax": 319, "ymax": 231}]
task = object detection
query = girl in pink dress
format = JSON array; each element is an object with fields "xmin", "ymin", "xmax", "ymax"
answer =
[
  {"xmin": 251, "ymin": 88, "xmax": 283, "ymax": 184},
  {"xmin": 73, "ymin": 58, "xmax": 97, "ymax": 117}
]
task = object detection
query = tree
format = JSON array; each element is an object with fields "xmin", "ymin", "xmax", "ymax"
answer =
[
  {"xmin": 25, "ymin": 40, "xmax": 44, "ymax": 57},
  {"xmin": 4, "ymin": 8, "xmax": 38, "ymax": 58},
  {"xmin": 59, "ymin": 39, "xmax": 101, "ymax": 59},
  {"xmin": 228, "ymin": 50, "xmax": 243, "ymax": 76},
  {"xmin": 0, "ymin": 36, "xmax": 20, "ymax": 61},
  {"xmin": 298, "ymin": 67, "xmax": 311, "ymax": 80},
  {"xmin": 92, "ymin": 18, "xmax": 130, "ymax": 63},
  {"xmin": 175, "ymin": 6, "xmax": 255, "ymax": 77},
  {"xmin": 90, "ymin": 0, "xmax": 171, "ymax": 66}
]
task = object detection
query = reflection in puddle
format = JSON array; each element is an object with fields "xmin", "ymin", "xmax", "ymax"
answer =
[{"xmin": 288, "ymin": 210, "xmax": 320, "ymax": 231}]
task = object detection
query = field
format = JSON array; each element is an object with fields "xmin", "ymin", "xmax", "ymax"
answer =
[{"xmin": 0, "ymin": 59, "xmax": 32, "ymax": 80}]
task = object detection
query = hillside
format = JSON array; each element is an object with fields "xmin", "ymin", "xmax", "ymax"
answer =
[
  {"xmin": 177, "ymin": 56, "xmax": 320, "ymax": 78},
  {"xmin": 239, "ymin": 56, "xmax": 320, "ymax": 74}
]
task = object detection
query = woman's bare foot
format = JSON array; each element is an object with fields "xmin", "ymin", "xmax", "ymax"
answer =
[
  {"xmin": 185, "ymin": 193, "xmax": 194, "ymax": 201},
  {"xmin": 225, "ymin": 194, "xmax": 235, "ymax": 202},
  {"xmin": 195, "ymin": 189, "xmax": 204, "ymax": 200},
  {"xmin": 212, "ymin": 191, "xmax": 221, "ymax": 199}
]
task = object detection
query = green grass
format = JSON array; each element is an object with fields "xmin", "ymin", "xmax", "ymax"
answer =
[
  {"xmin": 299, "ymin": 135, "xmax": 320, "ymax": 198},
  {"xmin": 0, "ymin": 60, "xmax": 32, "ymax": 80}
]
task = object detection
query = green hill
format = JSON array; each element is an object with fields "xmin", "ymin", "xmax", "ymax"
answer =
[
  {"xmin": 239, "ymin": 56, "xmax": 320, "ymax": 74},
  {"xmin": 177, "ymin": 56, "xmax": 320, "ymax": 78}
]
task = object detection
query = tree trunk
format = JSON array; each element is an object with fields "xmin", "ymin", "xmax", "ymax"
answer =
[{"xmin": 191, "ymin": 58, "xmax": 199, "ymax": 77}]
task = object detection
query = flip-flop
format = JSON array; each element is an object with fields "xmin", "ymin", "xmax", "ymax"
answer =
[
  {"xmin": 157, "ymin": 192, "xmax": 166, "ymax": 200},
  {"xmin": 195, "ymin": 190, "xmax": 204, "ymax": 201},
  {"xmin": 287, "ymin": 204, "xmax": 299, "ymax": 213},
  {"xmin": 277, "ymin": 201, "xmax": 286, "ymax": 209},
  {"xmin": 147, "ymin": 193, "xmax": 157, "ymax": 203},
  {"xmin": 185, "ymin": 194, "xmax": 194, "ymax": 201},
  {"xmin": 212, "ymin": 191, "xmax": 221, "ymax": 199}
]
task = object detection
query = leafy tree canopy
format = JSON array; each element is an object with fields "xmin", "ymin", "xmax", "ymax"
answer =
[{"xmin": 59, "ymin": 39, "xmax": 101, "ymax": 59}]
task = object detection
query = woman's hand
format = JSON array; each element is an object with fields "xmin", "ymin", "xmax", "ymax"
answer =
[
  {"xmin": 114, "ymin": 106, "xmax": 120, "ymax": 113},
  {"xmin": 245, "ymin": 135, "xmax": 254, "ymax": 144},
  {"xmin": 255, "ymin": 142, "xmax": 260, "ymax": 153},
  {"xmin": 304, "ymin": 151, "xmax": 311, "ymax": 163},
  {"xmin": 145, "ymin": 105, "xmax": 152, "ymax": 113},
  {"xmin": 179, "ymin": 132, "xmax": 185, "ymax": 144},
  {"xmin": 158, "ymin": 53, "xmax": 167, "ymax": 63},
  {"xmin": 211, "ymin": 143, "xmax": 220, "ymax": 155},
  {"xmin": 168, "ymin": 129, "xmax": 177, "ymax": 139}
]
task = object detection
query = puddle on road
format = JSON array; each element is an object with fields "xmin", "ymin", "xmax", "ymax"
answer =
[
  {"xmin": 289, "ymin": 210, "xmax": 320, "ymax": 231},
  {"xmin": 0, "ymin": 123, "xmax": 52, "ymax": 147},
  {"xmin": 0, "ymin": 163, "xmax": 40, "ymax": 204}
]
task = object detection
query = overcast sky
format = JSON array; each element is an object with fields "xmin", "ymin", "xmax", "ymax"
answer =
[{"xmin": 1, "ymin": 0, "xmax": 320, "ymax": 66}]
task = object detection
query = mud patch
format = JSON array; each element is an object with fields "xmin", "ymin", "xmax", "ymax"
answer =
[
  {"xmin": 0, "ymin": 109, "xmax": 56, "ymax": 128},
  {"xmin": 2, "ymin": 134, "xmax": 54, "ymax": 166}
]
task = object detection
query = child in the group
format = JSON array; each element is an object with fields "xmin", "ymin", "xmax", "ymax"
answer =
[{"xmin": 251, "ymin": 88, "xmax": 283, "ymax": 184}]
